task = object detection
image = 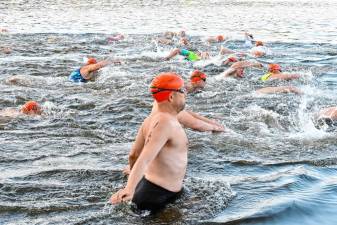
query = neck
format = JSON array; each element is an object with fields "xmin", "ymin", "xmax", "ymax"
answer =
[{"xmin": 153, "ymin": 101, "xmax": 179, "ymax": 116}]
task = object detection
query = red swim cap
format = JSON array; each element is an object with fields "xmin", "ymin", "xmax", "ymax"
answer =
[
  {"xmin": 190, "ymin": 70, "xmax": 207, "ymax": 83},
  {"xmin": 255, "ymin": 41, "xmax": 264, "ymax": 46},
  {"xmin": 268, "ymin": 64, "xmax": 281, "ymax": 72},
  {"xmin": 86, "ymin": 58, "xmax": 97, "ymax": 65},
  {"xmin": 228, "ymin": 56, "xmax": 238, "ymax": 62},
  {"xmin": 150, "ymin": 72, "xmax": 184, "ymax": 102},
  {"xmin": 21, "ymin": 101, "xmax": 41, "ymax": 115},
  {"xmin": 217, "ymin": 35, "xmax": 225, "ymax": 42}
]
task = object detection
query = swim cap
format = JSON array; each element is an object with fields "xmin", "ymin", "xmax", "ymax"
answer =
[
  {"xmin": 190, "ymin": 70, "xmax": 207, "ymax": 83},
  {"xmin": 86, "ymin": 58, "xmax": 97, "ymax": 65},
  {"xmin": 228, "ymin": 56, "xmax": 238, "ymax": 62},
  {"xmin": 255, "ymin": 41, "xmax": 263, "ymax": 46},
  {"xmin": 217, "ymin": 35, "xmax": 225, "ymax": 42},
  {"xmin": 21, "ymin": 101, "xmax": 41, "ymax": 114},
  {"xmin": 150, "ymin": 73, "xmax": 184, "ymax": 102},
  {"xmin": 268, "ymin": 64, "xmax": 281, "ymax": 72}
]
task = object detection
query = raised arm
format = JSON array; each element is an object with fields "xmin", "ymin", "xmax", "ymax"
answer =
[
  {"xmin": 110, "ymin": 117, "xmax": 171, "ymax": 204},
  {"xmin": 79, "ymin": 60, "xmax": 112, "ymax": 79}
]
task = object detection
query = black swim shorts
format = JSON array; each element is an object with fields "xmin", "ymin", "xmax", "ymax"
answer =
[{"xmin": 132, "ymin": 177, "xmax": 183, "ymax": 211}]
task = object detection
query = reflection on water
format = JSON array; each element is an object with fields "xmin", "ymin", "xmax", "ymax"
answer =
[{"xmin": 1, "ymin": 0, "xmax": 337, "ymax": 224}]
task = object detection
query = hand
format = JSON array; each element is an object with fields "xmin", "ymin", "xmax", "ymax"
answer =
[
  {"xmin": 212, "ymin": 125, "xmax": 225, "ymax": 132},
  {"xmin": 110, "ymin": 188, "xmax": 133, "ymax": 204},
  {"xmin": 122, "ymin": 165, "xmax": 131, "ymax": 176}
]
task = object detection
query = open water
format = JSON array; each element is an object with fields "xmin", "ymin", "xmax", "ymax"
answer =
[{"xmin": 1, "ymin": 0, "xmax": 337, "ymax": 224}]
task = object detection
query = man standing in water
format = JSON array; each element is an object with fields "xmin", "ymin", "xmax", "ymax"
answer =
[{"xmin": 110, "ymin": 73, "xmax": 188, "ymax": 212}]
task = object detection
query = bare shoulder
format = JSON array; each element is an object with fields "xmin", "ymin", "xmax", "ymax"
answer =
[{"xmin": 145, "ymin": 113, "xmax": 175, "ymax": 131}]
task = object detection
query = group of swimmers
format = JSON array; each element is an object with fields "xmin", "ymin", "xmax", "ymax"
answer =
[
  {"xmin": 109, "ymin": 31, "xmax": 337, "ymax": 213},
  {"xmin": 1, "ymin": 28, "xmax": 337, "ymax": 213}
]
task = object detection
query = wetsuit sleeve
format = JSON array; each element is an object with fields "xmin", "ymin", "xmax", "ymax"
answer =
[{"xmin": 180, "ymin": 49, "xmax": 190, "ymax": 56}]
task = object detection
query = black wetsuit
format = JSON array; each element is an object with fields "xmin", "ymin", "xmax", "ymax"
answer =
[{"xmin": 132, "ymin": 177, "xmax": 183, "ymax": 212}]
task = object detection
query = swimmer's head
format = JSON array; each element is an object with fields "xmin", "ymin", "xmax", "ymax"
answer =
[
  {"xmin": 20, "ymin": 101, "xmax": 42, "ymax": 115},
  {"xmin": 190, "ymin": 70, "xmax": 207, "ymax": 88},
  {"xmin": 228, "ymin": 56, "xmax": 238, "ymax": 63},
  {"xmin": 217, "ymin": 35, "xmax": 225, "ymax": 42},
  {"xmin": 180, "ymin": 37, "xmax": 189, "ymax": 46},
  {"xmin": 179, "ymin": 30, "xmax": 186, "ymax": 37},
  {"xmin": 268, "ymin": 64, "xmax": 282, "ymax": 73},
  {"xmin": 86, "ymin": 58, "xmax": 97, "ymax": 65},
  {"xmin": 255, "ymin": 41, "xmax": 264, "ymax": 46},
  {"xmin": 150, "ymin": 72, "xmax": 185, "ymax": 103},
  {"xmin": 235, "ymin": 67, "xmax": 245, "ymax": 78}
]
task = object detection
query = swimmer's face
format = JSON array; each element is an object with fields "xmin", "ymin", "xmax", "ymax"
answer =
[
  {"xmin": 170, "ymin": 87, "xmax": 186, "ymax": 112},
  {"xmin": 235, "ymin": 68, "xmax": 245, "ymax": 78},
  {"xmin": 191, "ymin": 80, "xmax": 206, "ymax": 89}
]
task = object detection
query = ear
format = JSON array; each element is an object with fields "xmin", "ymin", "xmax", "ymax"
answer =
[{"xmin": 168, "ymin": 92, "xmax": 174, "ymax": 102}]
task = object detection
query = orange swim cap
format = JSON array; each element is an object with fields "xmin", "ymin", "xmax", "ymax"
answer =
[
  {"xmin": 150, "ymin": 72, "xmax": 184, "ymax": 102},
  {"xmin": 86, "ymin": 58, "xmax": 97, "ymax": 65},
  {"xmin": 255, "ymin": 41, "xmax": 264, "ymax": 46},
  {"xmin": 190, "ymin": 70, "xmax": 207, "ymax": 84},
  {"xmin": 21, "ymin": 101, "xmax": 41, "ymax": 115},
  {"xmin": 268, "ymin": 64, "xmax": 281, "ymax": 72},
  {"xmin": 217, "ymin": 35, "xmax": 225, "ymax": 42},
  {"xmin": 228, "ymin": 56, "xmax": 238, "ymax": 63}
]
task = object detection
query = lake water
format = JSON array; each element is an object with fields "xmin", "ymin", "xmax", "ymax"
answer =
[{"xmin": 1, "ymin": 0, "xmax": 337, "ymax": 224}]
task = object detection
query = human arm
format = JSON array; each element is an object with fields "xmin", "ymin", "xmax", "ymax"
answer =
[
  {"xmin": 128, "ymin": 123, "xmax": 145, "ymax": 171},
  {"xmin": 80, "ymin": 60, "xmax": 112, "ymax": 79},
  {"xmin": 219, "ymin": 46, "xmax": 236, "ymax": 55},
  {"xmin": 256, "ymin": 86, "xmax": 302, "ymax": 94},
  {"xmin": 164, "ymin": 48, "xmax": 181, "ymax": 60},
  {"xmin": 177, "ymin": 110, "xmax": 225, "ymax": 132},
  {"xmin": 110, "ymin": 117, "xmax": 171, "ymax": 204}
]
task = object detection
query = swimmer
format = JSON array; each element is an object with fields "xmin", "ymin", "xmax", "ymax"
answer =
[
  {"xmin": 250, "ymin": 41, "xmax": 268, "ymax": 57},
  {"xmin": 164, "ymin": 30, "xmax": 186, "ymax": 39},
  {"xmin": 244, "ymin": 32, "xmax": 254, "ymax": 47},
  {"xmin": 219, "ymin": 46, "xmax": 237, "ymax": 55},
  {"xmin": 157, "ymin": 30, "xmax": 187, "ymax": 45},
  {"xmin": 222, "ymin": 55, "xmax": 239, "ymax": 66},
  {"xmin": 69, "ymin": 58, "xmax": 116, "ymax": 83},
  {"xmin": 1, "ymin": 47, "xmax": 11, "ymax": 54},
  {"xmin": 0, "ymin": 28, "xmax": 8, "ymax": 33},
  {"xmin": 107, "ymin": 34, "xmax": 124, "ymax": 42},
  {"xmin": 186, "ymin": 70, "xmax": 207, "ymax": 93},
  {"xmin": 206, "ymin": 35, "xmax": 227, "ymax": 43},
  {"xmin": 315, "ymin": 107, "xmax": 337, "ymax": 131},
  {"xmin": 256, "ymin": 86, "xmax": 302, "ymax": 94},
  {"xmin": 219, "ymin": 46, "xmax": 247, "ymax": 61},
  {"xmin": 164, "ymin": 48, "xmax": 208, "ymax": 61},
  {"xmin": 178, "ymin": 37, "xmax": 191, "ymax": 47},
  {"xmin": 110, "ymin": 73, "xmax": 188, "ymax": 212},
  {"xmin": 260, "ymin": 64, "xmax": 301, "ymax": 81},
  {"xmin": 0, "ymin": 101, "xmax": 42, "ymax": 118},
  {"xmin": 221, "ymin": 61, "xmax": 263, "ymax": 78}
]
